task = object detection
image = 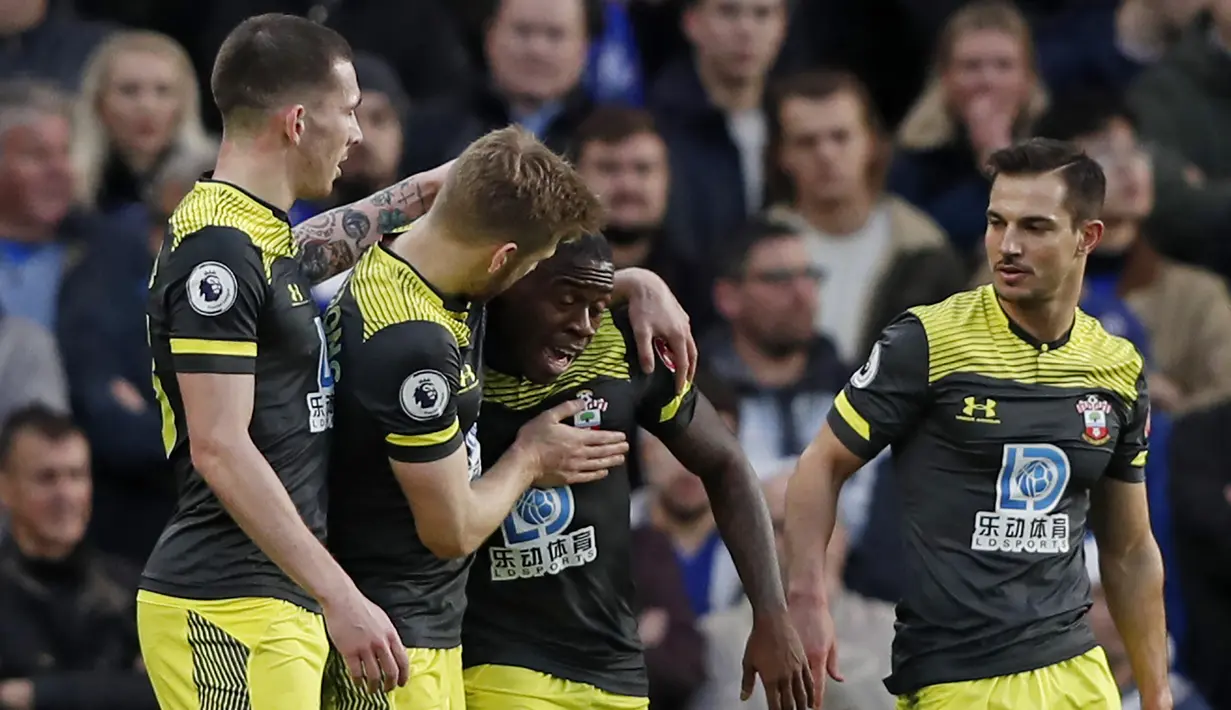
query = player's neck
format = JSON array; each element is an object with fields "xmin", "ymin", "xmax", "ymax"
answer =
[
  {"xmin": 390, "ymin": 218, "xmax": 482, "ymax": 298},
  {"xmin": 212, "ymin": 138, "xmax": 295, "ymax": 213},
  {"xmin": 797, "ymin": 191, "xmax": 874, "ymax": 236},
  {"xmin": 731, "ymin": 330, "xmax": 809, "ymax": 389},
  {"xmin": 997, "ymin": 291, "xmax": 1079, "ymax": 345}
]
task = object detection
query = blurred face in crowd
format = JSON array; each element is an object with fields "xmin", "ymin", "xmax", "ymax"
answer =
[
  {"xmin": 642, "ymin": 430, "xmax": 710, "ymax": 522},
  {"xmin": 942, "ymin": 29, "xmax": 1031, "ymax": 119},
  {"xmin": 1074, "ymin": 118, "xmax": 1153, "ymax": 251},
  {"xmin": 338, "ymin": 90, "xmax": 403, "ymax": 187},
  {"xmin": 98, "ymin": 48, "xmax": 183, "ymax": 168},
  {"xmin": 576, "ymin": 131, "xmax": 670, "ymax": 230},
  {"xmin": 290, "ymin": 60, "xmax": 363, "ymax": 200},
  {"xmin": 716, "ymin": 233, "xmax": 820, "ymax": 356},
  {"xmin": 777, "ymin": 90, "xmax": 879, "ymax": 205},
  {"xmin": 0, "ymin": 0, "xmax": 46, "ymax": 35},
  {"xmin": 985, "ymin": 173, "xmax": 1101, "ymax": 307},
  {"xmin": 684, "ymin": 0, "xmax": 787, "ymax": 84},
  {"xmin": 486, "ymin": 0, "xmax": 589, "ymax": 106},
  {"xmin": 0, "ymin": 428, "xmax": 92, "ymax": 560},
  {"xmin": 0, "ymin": 111, "xmax": 74, "ymax": 234},
  {"xmin": 1211, "ymin": 0, "xmax": 1231, "ymax": 33}
]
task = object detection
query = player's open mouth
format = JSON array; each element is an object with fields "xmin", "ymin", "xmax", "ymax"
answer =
[{"xmin": 544, "ymin": 345, "xmax": 583, "ymax": 373}]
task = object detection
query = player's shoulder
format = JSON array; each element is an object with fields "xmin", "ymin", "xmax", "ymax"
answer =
[
  {"xmin": 348, "ymin": 245, "xmax": 477, "ymax": 344},
  {"xmin": 169, "ymin": 180, "xmax": 296, "ymax": 260},
  {"xmin": 604, "ymin": 307, "xmax": 646, "ymax": 370},
  {"xmin": 1071, "ymin": 309, "xmax": 1147, "ymax": 381},
  {"xmin": 907, "ymin": 285, "xmax": 993, "ymax": 337},
  {"xmin": 362, "ymin": 317, "xmax": 461, "ymax": 363}
]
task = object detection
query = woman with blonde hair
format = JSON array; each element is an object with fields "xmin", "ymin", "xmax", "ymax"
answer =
[
  {"xmin": 71, "ymin": 30, "xmax": 216, "ymax": 213},
  {"xmin": 887, "ymin": 0, "xmax": 1049, "ymax": 258}
]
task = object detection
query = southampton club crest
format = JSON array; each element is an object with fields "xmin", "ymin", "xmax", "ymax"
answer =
[
  {"xmin": 573, "ymin": 389, "xmax": 609, "ymax": 429},
  {"xmin": 1076, "ymin": 394, "xmax": 1113, "ymax": 445}
]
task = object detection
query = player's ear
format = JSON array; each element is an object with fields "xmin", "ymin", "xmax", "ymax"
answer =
[
  {"xmin": 488, "ymin": 242, "xmax": 519, "ymax": 274},
  {"xmin": 1076, "ymin": 219, "xmax": 1104, "ymax": 256},
  {"xmin": 712, "ymin": 277, "xmax": 741, "ymax": 322},
  {"xmin": 282, "ymin": 106, "xmax": 307, "ymax": 146}
]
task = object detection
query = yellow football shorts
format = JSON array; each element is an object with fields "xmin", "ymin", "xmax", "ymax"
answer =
[
  {"xmin": 322, "ymin": 644, "xmax": 464, "ymax": 710},
  {"xmin": 463, "ymin": 664, "xmax": 649, "ymax": 710},
  {"xmin": 136, "ymin": 590, "xmax": 330, "ymax": 710},
  {"xmin": 895, "ymin": 646, "xmax": 1121, "ymax": 709}
]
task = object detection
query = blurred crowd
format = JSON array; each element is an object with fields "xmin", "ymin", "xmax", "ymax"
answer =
[{"xmin": 1, "ymin": 0, "xmax": 1230, "ymax": 709}]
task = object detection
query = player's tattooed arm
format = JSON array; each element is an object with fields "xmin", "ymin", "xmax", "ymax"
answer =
[{"xmin": 294, "ymin": 161, "xmax": 454, "ymax": 284}]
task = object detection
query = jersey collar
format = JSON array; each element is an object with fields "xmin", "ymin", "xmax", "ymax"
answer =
[
  {"xmin": 375, "ymin": 243, "xmax": 471, "ymax": 313},
  {"xmin": 198, "ymin": 172, "xmax": 292, "ymax": 225},
  {"xmin": 983, "ymin": 284, "xmax": 1074, "ymax": 352}
]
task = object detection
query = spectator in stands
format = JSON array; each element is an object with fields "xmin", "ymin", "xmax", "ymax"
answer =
[
  {"xmin": 1085, "ymin": 538, "xmax": 1212, "ymax": 710},
  {"xmin": 71, "ymin": 31, "xmax": 215, "ymax": 217},
  {"xmin": 705, "ymin": 218, "xmax": 846, "ymax": 476},
  {"xmin": 0, "ymin": 80, "xmax": 92, "ymax": 330},
  {"xmin": 403, "ymin": 0, "xmax": 596, "ymax": 172},
  {"xmin": 1169, "ymin": 397, "xmax": 1231, "ymax": 709},
  {"xmin": 889, "ymin": 0, "xmax": 1049, "ymax": 257},
  {"xmin": 0, "ymin": 0, "xmax": 112, "ymax": 91},
  {"xmin": 1031, "ymin": 93, "xmax": 1231, "ymax": 414},
  {"xmin": 1130, "ymin": 0, "xmax": 1231, "ymax": 189},
  {"xmin": 764, "ymin": 70, "xmax": 965, "ymax": 365},
  {"xmin": 0, "ymin": 406, "xmax": 156, "ymax": 710},
  {"xmin": 692, "ymin": 472, "xmax": 894, "ymax": 710},
  {"xmin": 57, "ymin": 148, "xmax": 213, "ymax": 564},
  {"xmin": 650, "ymin": 0, "xmax": 787, "ymax": 254},
  {"xmin": 572, "ymin": 107, "xmax": 711, "ymax": 327}
]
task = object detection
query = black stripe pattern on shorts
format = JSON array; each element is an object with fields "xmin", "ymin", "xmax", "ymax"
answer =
[
  {"xmin": 187, "ymin": 611, "xmax": 252, "ymax": 710},
  {"xmin": 323, "ymin": 647, "xmax": 391, "ymax": 710}
]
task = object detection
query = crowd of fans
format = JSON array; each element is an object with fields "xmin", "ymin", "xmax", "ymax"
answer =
[{"xmin": 1, "ymin": 0, "xmax": 1230, "ymax": 708}]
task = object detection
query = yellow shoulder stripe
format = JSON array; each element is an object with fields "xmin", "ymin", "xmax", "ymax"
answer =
[{"xmin": 169, "ymin": 338, "xmax": 257, "ymax": 358}]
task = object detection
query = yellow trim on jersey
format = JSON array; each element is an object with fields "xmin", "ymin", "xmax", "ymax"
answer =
[
  {"xmin": 911, "ymin": 286, "xmax": 1144, "ymax": 403},
  {"xmin": 151, "ymin": 373, "xmax": 177, "ymax": 457},
  {"xmin": 349, "ymin": 245, "xmax": 471, "ymax": 345},
  {"xmin": 168, "ymin": 181, "xmax": 298, "ymax": 264},
  {"xmin": 833, "ymin": 391, "xmax": 871, "ymax": 440},
  {"xmin": 170, "ymin": 338, "xmax": 258, "ymax": 358},
  {"xmin": 483, "ymin": 312, "xmax": 632, "ymax": 410},
  {"xmin": 659, "ymin": 380, "xmax": 694, "ymax": 422},
  {"xmin": 1131, "ymin": 451, "xmax": 1148, "ymax": 467},
  {"xmin": 387, "ymin": 419, "xmax": 460, "ymax": 448}
]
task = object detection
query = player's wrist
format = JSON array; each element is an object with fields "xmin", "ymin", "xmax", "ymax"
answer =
[{"xmin": 786, "ymin": 585, "xmax": 829, "ymax": 611}]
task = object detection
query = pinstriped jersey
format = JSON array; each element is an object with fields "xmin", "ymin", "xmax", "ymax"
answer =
[
  {"xmin": 142, "ymin": 178, "xmax": 333, "ymax": 611},
  {"xmin": 462, "ymin": 308, "xmax": 697, "ymax": 697},
  {"xmin": 828, "ymin": 285, "xmax": 1150, "ymax": 695},
  {"xmin": 325, "ymin": 243, "xmax": 484, "ymax": 649}
]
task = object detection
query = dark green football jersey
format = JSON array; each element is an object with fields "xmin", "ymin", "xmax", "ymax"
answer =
[
  {"xmin": 142, "ymin": 178, "xmax": 333, "ymax": 611},
  {"xmin": 325, "ymin": 243, "xmax": 485, "ymax": 648},
  {"xmin": 462, "ymin": 308, "xmax": 698, "ymax": 697},
  {"xmin": 828, "ymin": 285, "xmax": 1150, "ymax": 695}
]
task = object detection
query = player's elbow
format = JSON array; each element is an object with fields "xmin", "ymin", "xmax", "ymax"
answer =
[
  {"xmin": 417, "ymin": 520, "xmax": 478, "ymax": 559},
  {"xmin": 188, "ymin": 434, "xmax": 232, "ymax": 480}
]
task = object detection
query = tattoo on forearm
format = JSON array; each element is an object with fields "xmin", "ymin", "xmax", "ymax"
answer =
[
  {"xmin": 667, "ymin": 399, "xmax": 785, "ymax": 611},
  {"xmin": 293, "ymin": 176, "xmax": 430, "ymax": 284}
]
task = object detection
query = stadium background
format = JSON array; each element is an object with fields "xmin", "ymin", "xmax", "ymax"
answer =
[{"xmin": 0, "ymin": 0, "xmax": 1228, "ymax": 708}]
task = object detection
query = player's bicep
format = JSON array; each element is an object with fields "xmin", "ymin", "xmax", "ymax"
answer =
[
  {"xmin": 826, "ymin": 314, "xmax": 931, "ymax": 460},
  {"xmin": 164, "ymin": 227, "xmax": 267, "ymax": 375},
  {"xmin": 1107, "ymin": 374, "xmax": 1150, "ymax": 483},
  {"xmin": 1089, "ymin": 476, "xmax": 1153, "ymax": 559},
  {"xmin": 656, "ymin": 394, "xmax": 741, "ymax": 480},
  {"xmin": 351, "ymin": 322, "xmax": 464, "ymax": 463},
  {"xmin": 176, "ymin": 372, "xmax": 255, "ymax": 454},
  {"xmin": 389, "ymin": 449, "xmax": 472, "ymax": 558}
]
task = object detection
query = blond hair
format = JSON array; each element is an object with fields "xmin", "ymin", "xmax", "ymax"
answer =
[
  {"xmin": 434, "ymin": 126, "xmax": 604, "ymax": 251},
  {"xmin": 72, "ymin": 30, "xmax": 216, "ymax": 206},
  {"xmin": 897, "ymin": 0, "xmax": 1048, "ymax": 151}
]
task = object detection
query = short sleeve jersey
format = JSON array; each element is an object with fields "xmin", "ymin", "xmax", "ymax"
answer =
[
  {"xmin": 462, "ymin": 308, "xmax": 697, "ymax": 697},
  {"xmin": 827, "ymin": 285, "xmax": 1150, "ymax": 694},
  {"xmin": 142, "ymin": 179, "xmax": 334, "ymax": 610},
  {"xmin": 325, "ymin": 243, "xmax": 485, "ymax": 649}
]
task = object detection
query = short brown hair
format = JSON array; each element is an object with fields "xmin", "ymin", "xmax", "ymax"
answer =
[
  {"xmin": 571, "ymin": 106, "xmax": 660, "ymax": 161},
  {"xmin": 210, "ymin": 14, "xmax": 353, "ymax": 128},
  {"xmin": 986, "ymin": 138, "xmax": 1105, "ymax": 223},
  {"xmin": 434, "ymin": 125, "xmax": 605, "ymax": 251},
  {"xmin": 766, "ymin": 69, "xmax": 890, "ymax": 205}
]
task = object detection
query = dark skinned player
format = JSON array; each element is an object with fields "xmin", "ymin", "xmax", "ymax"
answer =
[{"xmin": 462, "ymin": 234, "xmax": 813, "ymax": 710}]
